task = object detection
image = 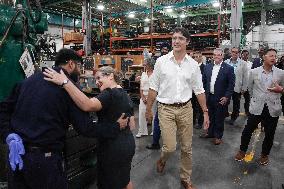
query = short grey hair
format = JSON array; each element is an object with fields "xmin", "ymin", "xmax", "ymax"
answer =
[
  {"xmin": 214, "ymin": 48, "xmax": 224, "ymax": 55},
  {"xmin": 98, "ymin": 66, "xmax": 123, "ymax": 85},
  {"xmin": 145, "ymin": 58, "xmax": 156, "ymax": 70}
]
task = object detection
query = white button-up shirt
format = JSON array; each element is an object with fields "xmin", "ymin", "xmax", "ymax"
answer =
[
  {"xmin": 149, "ymin": 51, "xmax": 205, "ymax": 104},
  {"xmin": 210, "ymin": 62, "xmax": 222, "ymax": 94},
  {"xmin": 140, "ymin": 72, "xmax": 152, "ymax": 95}
]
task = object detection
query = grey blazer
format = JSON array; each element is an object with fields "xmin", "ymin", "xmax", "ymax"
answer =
[
  {"xmin": 248, "ymin": 66, "xmax": 284, "ymax": 117},
  {"xmin": 224, "ymin": 59, "xmax": 248, "ymax": 93}
]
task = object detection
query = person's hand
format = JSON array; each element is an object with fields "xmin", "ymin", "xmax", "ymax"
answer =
[
  {"xmin": 267, "ymin": 82, "xmax": 283, "ymax": 93},
  {"xmin": 43, "ymin": 68, "xmax": 68, "ymax": 86},
  {"xmin": 203, "ymin": 112, "xmax": 210, "ymax": 130},
  {"xmin": 117, "ymin": 113, "xmax": 129, "ymax": 130},
  {"xmin": 219, "ymin": 97, "xmax": 228, "ymax": 106},
  {"xmin": 145, "ymin": 109, "xmax": 153, "ymax": 124},
  {"xmin": 6, "ymin": 133, "xmax": 25, "ymax": 171}
]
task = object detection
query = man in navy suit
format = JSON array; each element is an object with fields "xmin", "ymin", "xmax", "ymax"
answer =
[
  {"xmin": 201, "ymin": 48, "xmax": 235, "ymax": 145},
  {"xmin": 252, "ymin": 46, "xmax": 265, "ymax": 69}
]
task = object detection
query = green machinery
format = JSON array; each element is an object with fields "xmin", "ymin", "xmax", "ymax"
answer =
[
  {"xmin": 0, "ymin": 0, "xmax": 47, "ymax": 101},
  {"xmin": 0, "ymin": 0, "xmax": 47, "ymax": 183}
]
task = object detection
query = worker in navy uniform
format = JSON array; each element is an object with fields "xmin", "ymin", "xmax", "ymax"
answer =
[{"xmin": 0, "ymin": 48, "xmax": 129, "ymax": 189}]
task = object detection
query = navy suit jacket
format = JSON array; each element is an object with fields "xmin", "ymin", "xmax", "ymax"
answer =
[
  {"xmin": 203, "ymin": 62, "xmax": 235, "ymax": 104},
  {"xmin": 251, "ymin": 58, "xmax": 262, "ymax": 69}
]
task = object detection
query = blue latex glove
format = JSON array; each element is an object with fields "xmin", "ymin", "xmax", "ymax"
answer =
[{"xmin": 6, "ymin": 133, "xmax": 25, "ymax": 171}]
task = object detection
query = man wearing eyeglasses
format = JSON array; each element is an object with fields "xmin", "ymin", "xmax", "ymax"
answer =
[
  {"xmin": 145, "ymin": 27, "xmax": 209, "ymax": 189},
  {"xmin": 224, "ymin": 47, "xmax": 249, "ymax": 125},
  {"xmin": 201, "ymin": 48, "xmax": 235, "ymax": 145}
]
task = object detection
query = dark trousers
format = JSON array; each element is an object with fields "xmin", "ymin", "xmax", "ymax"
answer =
[
  {"xmin": 243, "ymin": 91, "xmax": 250, "ymax": 114},
  {"xmin": 192, "ymin": 93, "xmax": 204, "ymax": 126},
  {"xmin": 208, "ymin": 94, "xmax": 227, "ymax": 139},
  {"xmin": 231, "ymin": 92, "xmax": 242, "ymax": 120},
  {"xmin": 152, "ymin": 111, "xmax": 161, "ymax": 145},
  {"xmin": 8, "ymin": 152, "xmax": 67, "ymax": 189},
  {"xmin": 240, "ymin": 105, "xmax": 279, "ymax": 156}
]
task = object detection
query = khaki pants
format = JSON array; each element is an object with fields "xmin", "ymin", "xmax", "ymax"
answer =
[{"xmin": 158, "ymin": 102, "xmax": 193, "ymax": 182}]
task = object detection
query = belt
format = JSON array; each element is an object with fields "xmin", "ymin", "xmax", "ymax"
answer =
[
  {"xmin": 159, "ymin": 100, "xmax": 190, "ymax": 107},
  {"xmin": 25, "ymin": 146, "xmax": 62, "ymax": 157}
]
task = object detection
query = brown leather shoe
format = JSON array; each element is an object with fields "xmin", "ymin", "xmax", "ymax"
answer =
[
  {"xmin": 259, "ymin": 154, "xmax": 269, "ymax": 165},
  {"xmin": 156, "ymin": 159, "xmax": 166, "ymax": 173},
  {"xmin": 199, "ymin": 133, "xmax": 214, "ymax": 138},
  {"xmin": 181, "ymin": 180, "xmax": 196, "ymax": 189},
  {"xmin": 213, "ymin": 138, "xmax": 222, "ymax": 145},
  {"xmin": 235, "ymin": 150, "xmax": 246, "ymax": 161}
]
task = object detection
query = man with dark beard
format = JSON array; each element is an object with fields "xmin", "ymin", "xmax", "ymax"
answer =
[{"xmin": 0, "ymin": 48, "xmax": 128, "ymax": 189}]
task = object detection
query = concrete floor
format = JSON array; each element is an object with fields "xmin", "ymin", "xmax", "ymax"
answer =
[{"xmin": 88, "ymin": 100, "xmax": 284, "ymax": 189}]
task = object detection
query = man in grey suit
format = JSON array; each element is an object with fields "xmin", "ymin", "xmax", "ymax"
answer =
[
  {"xmin": 235, "ymin": 49, "xmax": 284, "ymax": 165},
  {"xmin": 224, "ymin": 47, "xmax": 249, "ymax": 125}
]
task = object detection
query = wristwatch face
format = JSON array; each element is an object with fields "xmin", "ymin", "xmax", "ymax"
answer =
[{"xmin": 63, "ymin": 79, "xmax": 68, "ymax": 84}]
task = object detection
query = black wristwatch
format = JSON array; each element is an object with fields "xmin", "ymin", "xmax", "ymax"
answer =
[{"xmin": 61, "ymin": 79, "xmax": 69, "ymax": 87}]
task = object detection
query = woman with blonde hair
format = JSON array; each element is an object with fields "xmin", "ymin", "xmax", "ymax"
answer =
[{"xmin": 44, "ymin": 66, "xmax": 135, "ymax": 189}]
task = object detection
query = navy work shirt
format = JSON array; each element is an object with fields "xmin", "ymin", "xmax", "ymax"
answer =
[{"xmin": 0, "ymin": 67, "xmax": 121, "ymax": 151}]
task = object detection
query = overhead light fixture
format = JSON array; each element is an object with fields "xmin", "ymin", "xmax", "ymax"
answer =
[
  {"xmin": 128, "ymin": 12, "xmax": 135, "ymax": 18},
  {"xmin": 140, "ymin": 0, "xmax": 147, "ymax": 2},
  {"xmin": 212, "ymin": 2, "xmax": 220, "ymax": 8},
  {"xmin": 97, "ymin": 4, "xmax": 104, "ymax": 10},
  {"xmin": 180, "ymin": 14, "xmax": 186, "ymax": 18},
  {"xmin": 144, "ymin": 18, "xmax": 150, "ymax": 22},
  {"xmin": 272, "ymin": 0, "xmax": 280, "ymax": 2},
  {"xmin": 166, "ymin": 8, "xmax": 173, "ymax": 13}
]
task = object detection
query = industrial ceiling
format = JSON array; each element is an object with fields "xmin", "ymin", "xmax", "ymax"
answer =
[{"xmin": 40, "ymin": 0, "xmax": 284, "ymax": 20}]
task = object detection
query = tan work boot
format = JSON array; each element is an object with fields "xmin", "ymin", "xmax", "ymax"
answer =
[
  {"xmin": 235, "ymin": 150, "xmax": 246, "ymax": 161},
  {"xmin": 259, "ymin": 154, "xmax": 269, "ymax": 166},
  {"xmin": 156, "ymin": 159, "xmax": 166, "ymax": 173},
  {"xmin": 181, "ymin": 180, "xmax": 196, "ymax": 189}
]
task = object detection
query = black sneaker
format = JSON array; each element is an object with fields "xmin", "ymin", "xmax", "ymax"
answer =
[
  {"xmin": 194, "ymin": 124, "xmax": 202, "ymax": 129},
  {"xmin": 146, "ymin": 144, "xmax": 160, "ymax": 150}
]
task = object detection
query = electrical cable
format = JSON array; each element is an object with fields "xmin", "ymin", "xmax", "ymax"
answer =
[{"xmin": 26, "ymin": 0, "xmax": 42, "ymax": 23}]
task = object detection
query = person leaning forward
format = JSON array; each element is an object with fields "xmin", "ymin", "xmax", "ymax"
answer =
[
  {"xmin": 145, "ymin": 27, "xmax": 209, "ymax": 189},
  {"xmin": 0, "ymin": 48, "xmax": 129, "ymax": 189}
]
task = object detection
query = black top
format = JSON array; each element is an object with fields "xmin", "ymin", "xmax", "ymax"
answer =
[
  {"xmin": 0, "ymin": 67, "xmax": 120, "ymax": 151},
  {"xmin": 96, "ymin": 88, "xmax": 134, "ymax": 139}
]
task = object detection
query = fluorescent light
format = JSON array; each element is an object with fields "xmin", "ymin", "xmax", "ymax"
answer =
[
  {"xmin": 97, "ymin": 4, "xmax": 104, "ymax": 10},
  {"xmin": 166, "ymin": 8, "xmax": 173, "ymax": 13},
  {"xmin": 144, "ymin": 18, "xmax": 150, "ymax": 22},
  {"xmin": 128, "ymin": 13, "xmax": 135, "ymax": 18},
  {"xmin": 140, "ymin": 0, "xmax": 147, "ymax": 2},
  {"xmin": 212, "ymin": 2, "xmax": 220, "ymax": 7},
  {"xmin": 180, "ymin": 14, "xmax": 186, "ymax": 18},
  {"xmin": 272, "ymin": 0, "xmax": 280, "ymax": 2}
]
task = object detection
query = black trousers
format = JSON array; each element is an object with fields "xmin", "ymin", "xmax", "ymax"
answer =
[
  {"xmin": 240, "ymin": 105, "xmax": 279, "ymax": 156},
  {"xmin": 192, "ymin": 93, "xmax": 204, "ymax": 126},
  {"xmin": 208, "ymin": 94, "xmax": 227, "ymax": 139},
  {"xmin": 231, "ymin": 92, "xmax": 242, "ymax": 120},
  {"xmin": 243, "ymin": 91, "xmax": 250, "ymax": 114},
  {"xmin": 8, "ymin": 151, "xmax": 67, "ymax": 189}
]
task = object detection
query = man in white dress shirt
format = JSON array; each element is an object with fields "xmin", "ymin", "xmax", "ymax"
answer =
[
  {"xmin": 241, "ymin": 50, "xmax": 253, "ymax": 115},
  {"xmin": 145, "ymin": 27, "xmax": 209, "ymax": 189},
  {"xmin": 224, "ymin": 47, "xmax": 248, "ymax": 125}
]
